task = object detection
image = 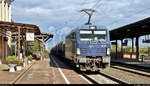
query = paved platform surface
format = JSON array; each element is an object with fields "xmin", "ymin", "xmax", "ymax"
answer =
[
  {"xmin": 111, "ymin": 58, "xmax": 150, "ymax": 68},
  {"xmin": 0, "ymin": 57, "xmax": 90, "ymax": 84},
  {"xmin": 0, "ymin": 63, "xmax": 32, "ymax": 84},
  {"xmin": 16, "ymin": 57, "xmax": 90, "ymax": 84}
]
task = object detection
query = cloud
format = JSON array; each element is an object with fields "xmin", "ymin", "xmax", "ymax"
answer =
[
  {"xmin": 26, "ymin": 7, "xmax": 52, "ymax": 15},
  {"xmin": 48, "ymin": 26, "xmax": 57, "ymax": 33},
  {"xmin": 57, "ymin": 27, "xmax": 72, "ymax": 36},
  {"xmin": 11, "ymin": 0, "xmax": 150, "ymax": 46},
  {"xmin": 48, "ymin": 26, "xmax": 72, "ymax": 46}
]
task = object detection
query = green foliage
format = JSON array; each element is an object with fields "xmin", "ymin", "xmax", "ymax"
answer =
[
  {"xmin": 6, "ymin": 56, "xmax": 23, "ymax": 65},
  {"xmin": 44, "ymin": 50, "xmax": 49, "ymax": 54},
  {"xmin": 16, "ymin": 58, "xmax": 23, "ymax": 65},
  {"xmin": 11, "ymin": 46, "xmax": 15, "ymax": 55},
  {"xmin": 6, "ymin": 56, "xmax": 17, "ymax": 62},
  {"xmin": 111, "ymin": 45, "xmax": 148, "ymax": 55},
  {"xmin": 28, "ymin": 41, "xmax": 41, "ymax": 54},
  {"xmin": 123, "ymin": 46, "xmax": 133, "ymax": 53},
  {"xmin": 111, "ymin": 43, "xmax": 120, "ymax": 52},
  {"xmin": 27, "ymin": 55, "xmax": 33, "ymax": 61},
  {"xmin": 139, "ymin": 47, "xmax": 148, "ymax": 54},
  {"xmin": 6, "ymin": 56, "xmax": 18, "ymax": 64},
  {"xmin": 28, "ymin": 55, "xmax": 33, "ymax": 59}
]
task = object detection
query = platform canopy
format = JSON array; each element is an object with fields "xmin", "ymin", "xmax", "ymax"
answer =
[
  {"xmin": 36, "ymin": 32, "xmax": 54, "ymax": 42},
  {"xmin": 0, "ymin": 21, "xmax": 41, "ymax": 35},
  {"xmin": 110, "ymin": 17, "xmax": 150, "ymax": 41}
]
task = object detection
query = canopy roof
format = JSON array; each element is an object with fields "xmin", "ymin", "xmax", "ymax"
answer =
[
  {"xmin": 110, "ymin": 17, "xmax": 150, "ymax": 41},
  {"xmin": 0, "ymin": 21, "xmax": 40, "ymax": 35},
  {"xmin": 37, "ymin": 32, "xmax": 54, "ymax": 42}
]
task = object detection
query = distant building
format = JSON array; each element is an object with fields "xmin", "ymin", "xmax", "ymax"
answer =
[
  {"xmin": 0, "ymin": 0, "xmax": 14, "ymax": 64},
  {"xmin": 0, "ymin": 0, "xmax": 13, "ymax": 22}
]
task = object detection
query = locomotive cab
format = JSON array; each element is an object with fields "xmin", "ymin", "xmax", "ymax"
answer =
[
  {"xmin": 52, "ymin": 25, "xmax": 111, "ymax": 72},
  {"xmin": 75, "ymin": 25, "xmax": 111, "ymax": 71}
]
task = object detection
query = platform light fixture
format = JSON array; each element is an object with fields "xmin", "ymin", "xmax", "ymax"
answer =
[{"xmin": 90, "ymin": 26, "xmax": 96, "ymax": 30}]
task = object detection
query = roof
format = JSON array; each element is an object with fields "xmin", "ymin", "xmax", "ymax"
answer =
[
  {"xmin": 39, "ymin": 32, "xmax": 54, "ymax": 42},
  {"xmin": 110, "ymin": 17, "xmax": 150, "ymax": 41},
  {"xmin": 11, "ymin": 32, "xmax": 53, "ymax": 42},
  {"xmin": 0, "ymin": 21, "xmax": 41, "ymax": 35}
]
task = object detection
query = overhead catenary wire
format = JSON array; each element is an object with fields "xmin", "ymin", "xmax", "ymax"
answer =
[
  {"xmin": 73, "ymin": 0, "xmax": 103, "ymax": 27},
  {"xmin": 65, "ymin": 0, "xmax": 88, "ymax": 27},
  {"xmin": 92, "ymin": 0, "xmax": 102, "ymax": 9}
]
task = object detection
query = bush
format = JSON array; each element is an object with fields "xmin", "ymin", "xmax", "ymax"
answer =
[
  {"xmin": 44, "ymin": 50, "xmax": 49, "ymax": 54},
  {"xmin": 16, "ymin": 58, "xmax": 23, "ymax": 66},
  {"xmin": 6, "ymin": 56, "xmax": 18, "ymax": 64},
  {"xmin": 28, "ymin": 55, "xmax": 33, "ymax": 61}
]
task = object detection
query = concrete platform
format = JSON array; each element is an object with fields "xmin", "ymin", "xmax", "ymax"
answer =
[
  {"xmin": 0, "ymin": 63, "xmax": 33, "ymax": 84},
  {"xmin": 111, "ymin": 58, "xmax": 150, "ymax": 69}
]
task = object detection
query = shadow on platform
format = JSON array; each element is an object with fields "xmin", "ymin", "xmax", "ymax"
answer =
[{"xmin": 48, "ymin": 54, "xmax": 73, "ymax": 71}]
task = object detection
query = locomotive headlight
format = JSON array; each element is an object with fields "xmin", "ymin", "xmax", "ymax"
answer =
[
  {"xmin": 107, "ymin": 48, "xmax": 110, "ymax": 55},
  {"xmin": 77, "ymin": 48, "xmax": 80, "ymax": 55}
]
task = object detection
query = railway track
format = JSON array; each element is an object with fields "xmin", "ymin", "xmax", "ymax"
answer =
[
  {"xmin": 81, "ymin": 62, "xmax": 150, "ymax": 84},
  {"xmin": 51, "ymin": 55, "xmax": 131, "ymax": 84},
  {"xmin": 49, "ymin": 55, "xmax": 150, "ymax": 84},
  {"xmin": 100, "ymin": 67, "xmax": 150, "ymax": 84},
  {"xmin": 10, "ymin": 63, "xmax": 35, "ymax": 84},
  {"xmin": 81, "ymin": 73, "xmax": 99, "ymax": 84},
  {"xmin": 51, "ymin": 55, "xmax": 119, "ymax": 84},
  {"xmin": 70, "ymin": 63, "xmax": 150, "ymax": 84},
  {"xmin": 81, "ymin": 72, "xmax": 127, "ymax": 84},
  {"xmin": 57, "ymin": 60, "xmax": 126, "ymax": 84},
  {"xmin": 111, "ymin": 63, "xmax": 150, "ymax": 78}
]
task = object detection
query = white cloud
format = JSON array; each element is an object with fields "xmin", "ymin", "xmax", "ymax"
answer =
[
  {"xmin": 47, "ymin": 26, "xmax": 72, "ymax": 46},
  {"xmin": 48, "ymin": 26, "xmax": 57, "ymax": 33},
  {"xmin": 26, "ymin": 7, "xmax": 52, "ymax": 15},
  {"xmin": 11, "ymin": 0, "xmax": 150, "ymax": 46},
  {"xmin": 57, "ymin": 27, "xmax": 72, "ymax": 35}
]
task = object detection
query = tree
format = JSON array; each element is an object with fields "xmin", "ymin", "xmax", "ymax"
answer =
[
  {"xmin": 27, "ymin": 41, "xmax": 41, "ymax": 55},
  {"xmin": 111, "ymin": 43, "xmax": 120, "ymax": 52}
]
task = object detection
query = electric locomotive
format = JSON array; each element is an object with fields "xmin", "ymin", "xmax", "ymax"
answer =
[{"xmin": 51, "ymin": 25, "xmax": 111, "ymax": 71}]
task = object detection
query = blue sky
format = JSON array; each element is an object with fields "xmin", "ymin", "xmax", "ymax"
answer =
[{"xmin": 11, "ymin": 0, "xmax": 150, "ymax": 47}]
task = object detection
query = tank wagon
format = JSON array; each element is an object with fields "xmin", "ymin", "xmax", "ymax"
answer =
[{"xmin": 51, "ymin": 25, "xmax": 111, "ymax": 71}]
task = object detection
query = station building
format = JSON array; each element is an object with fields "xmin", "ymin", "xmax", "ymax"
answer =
[
  {"xmin": 0, "ymin": 0, "xmax": 54, "ymax": 65},
  {"xmin": 0, "ymin": 0, "xmax": 14, "ymax": 64}
]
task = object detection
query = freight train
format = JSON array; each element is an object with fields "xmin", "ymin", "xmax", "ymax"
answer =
[{"xmin": 51, "ymin": 25, "xmax": 111, "ymax": 71}]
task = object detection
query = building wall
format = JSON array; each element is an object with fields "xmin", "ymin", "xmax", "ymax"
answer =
[
  {"xmin": 0, "ymin": 34, "xmax": 5, "ymax": 64},
  {"xmin": 0, "ymin": 0, "xmax": 13, "ymax": 64},
  {"xmin": 0, "ymin": 0, "xmax": 12, "ymax": 22},
  {"xmin": 0, "ymin": 36, "xmax": 2, "ymax": 64}
]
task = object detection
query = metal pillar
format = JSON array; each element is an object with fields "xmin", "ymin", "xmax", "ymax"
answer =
[
  {"xmin": 25, "ymin": 33, "xmax": 28, "ymax": 56},
  {"xmin": 23, "ymin": 32, "xmax": 28, "ymax": 66},
  {"xmin": 38, "ymin": 40, "xmax": 41, "ymax": 51},
  {"xmin": 132, "ymin": 38, "xmax": 134, "ymax": 59},
  {"xmin": 136, "ymin": 36, "xmax": 139, "ymax": 60},
  {"xmin": 1, "ymin": 36, "xmax": 4, "ymax": 64},
  {"xmin": 121, "ymin": 40, "xmax": 123, "ymax": 58},
  {"xmin": 15, "ymin": 36, "xmax": 17, "ymax": 57},
  {"xmin": 116, "ymin": 40, "xmax": 118, "ymax": 58},
  {"xmin": 4, "ymin": 36, "xmax": 7, "ymax": 61},
  {"xmin": 21, "ymin": 31, "xmax": 24, "ymax": 59},
  {"xmin": 18, "ymin": 26, "xmax": 20, "ymax": 58}
]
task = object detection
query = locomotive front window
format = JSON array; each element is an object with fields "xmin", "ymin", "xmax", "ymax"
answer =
[
  {"xmin": 94, "ymin": 31, "xmax": 107, "ymax": 41},
  {"xmin": 80, "ymin": 30, "xmax": 92, "ymax": 41}
]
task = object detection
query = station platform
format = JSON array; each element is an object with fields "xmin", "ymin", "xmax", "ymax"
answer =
[
  {"xmin": 0, "ymin": 63, "xmax": 32, "ymax": 84},
  {"xmin": 111, "ymin": 58, "xmax": 150, "ymax": 69}
]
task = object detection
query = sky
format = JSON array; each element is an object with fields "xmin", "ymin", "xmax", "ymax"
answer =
[{"xmin": 11, "ymin": 0, "xmax": 150, "ymax": 47}]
